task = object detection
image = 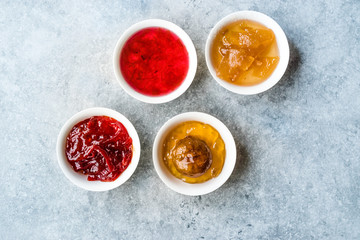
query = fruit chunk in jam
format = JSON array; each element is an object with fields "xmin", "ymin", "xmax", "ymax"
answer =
[{"xmin": 211, "ymin": 20, "xmax": 280, "ymax": 86}]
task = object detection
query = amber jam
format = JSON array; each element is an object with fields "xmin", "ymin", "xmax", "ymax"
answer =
[
  {"xmin": 65, "ymin": 116, "xmax": 133, "ymax": 182},
  {"xmin": 162, "ymin": 121, "xmax": 226, "ymax": 184},
  {"xmin": 211, "ymin": 20, "xmax": 279, "ymax": 86},
  {"xmin": 120, "ymin": 27, "xmax": 189, "ymax": 96}
]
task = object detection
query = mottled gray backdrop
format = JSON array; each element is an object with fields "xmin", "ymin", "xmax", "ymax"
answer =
[{"xmin": 1, "ymin": 0, "xmax": 359, "ymax": 239}]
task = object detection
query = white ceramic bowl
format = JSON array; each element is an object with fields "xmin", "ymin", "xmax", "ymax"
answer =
[
  {"xmin": 56, "ymin": 107, "xmax": 141, "ymax": 191},
  {"xmin": 113, "ymin": 19, "xmax": 197, "ymax": 104},
  {"xmin": 153, "ymin": 112, "xmax": 236, "ymax": 196},
  {"xmin": 205, "ymin": 11, "xmax": 290, "ymax": 95}
]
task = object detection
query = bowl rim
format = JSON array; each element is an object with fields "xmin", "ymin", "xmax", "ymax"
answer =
[
  {"xmin": 205, "ymin": 10, "xmax": 290, "ymax": 95},
  {"xmin": 113, "ymin": 19, "xmax": 197, "ymax": 104},
  {"xmin": 56, "ymin": 107, "xmax": 141, "ymax": 191},
  {"xmin": 152, "ymin": 112, "xmax": 237, "ymax": 196}
]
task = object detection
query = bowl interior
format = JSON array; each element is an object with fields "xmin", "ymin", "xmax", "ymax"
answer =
[
  {"xmin": 153, "ymin": 112, "xmax": 236, "ymax": 196},
  {"xmin": 57, "ymin": 107, "xmax": 141, "ymax": 191},
  {"xmin": 205, "ymin": 11, "xmax": 290, "ymax": 95},
  {"xmin": 113, "ymin": 19, "xmax": 197, "ymax": 104}
]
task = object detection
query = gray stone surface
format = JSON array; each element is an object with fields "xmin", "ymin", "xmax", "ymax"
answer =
[{"xmin": 1, "ymin": 0, "xmax": 359, "ymax": 239}]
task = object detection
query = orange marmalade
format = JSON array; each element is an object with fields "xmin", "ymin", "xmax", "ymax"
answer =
[
  {"xmin": 211, "ymin": 20, "xmax": 279, "ymax": 86},
  {"xmin": 162, "ymin": 121, "xmax": 226, "ymax": 183}
]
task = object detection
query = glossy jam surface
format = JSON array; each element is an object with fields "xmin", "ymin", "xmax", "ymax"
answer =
[
  {"xmin": 65, "ymin": 116, "xmax": 133, "ymax": 182},
  {"xmin": 162, "ymin": 121, "xmax": 226, "ymax": 183},
  {"xmin": 211, "ymin": 20, "xmax": 279, "ymax": 86},
  {"xmin": 120, "ymin": 27, "xmax": 189, "ymax": 96}
]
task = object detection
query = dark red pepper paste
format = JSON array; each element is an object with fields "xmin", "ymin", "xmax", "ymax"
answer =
[
  {"xmin": 120, "ymin": 27, "xmax": 189, "ymax": 96},
  {"xmin": 65, "ymin": 116, "xmax": 133, "ymax": 182}
]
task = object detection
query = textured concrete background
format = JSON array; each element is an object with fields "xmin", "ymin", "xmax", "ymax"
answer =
[{"xmin": 1, "ymin": 0, "xmax": 359, "ymax": 239}]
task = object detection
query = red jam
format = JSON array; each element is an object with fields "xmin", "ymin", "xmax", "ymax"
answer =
[
  {"xmin": 120, "ymin": 27, "xmax": 189, "ymax": 96},
  {"xmin": 65, "ymin": 116, "xmax": 133, "ymax": 182}
]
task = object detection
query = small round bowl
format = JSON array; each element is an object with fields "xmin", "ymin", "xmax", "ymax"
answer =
[
  {"xmin": 56, "ymin": 107, "xmax": 141, "ymax": 191},
  {"xmin": 113, "ymin": 19, "xmax": 197, "ymax": 104},
  {"xmin": 205, "ymin": 11, "xmax": 290, "ymax": 95},
  {"xmin": 153, "ymin": 112, "xmax": 236, "ymax": 196}
]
